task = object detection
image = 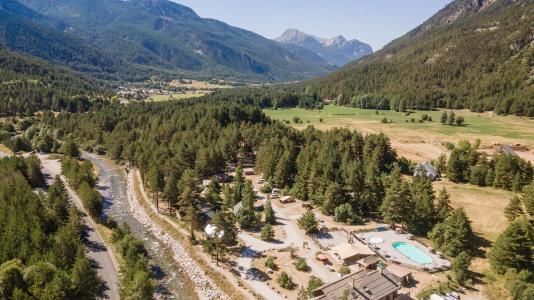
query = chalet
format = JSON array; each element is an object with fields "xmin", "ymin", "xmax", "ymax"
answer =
[
  {"xmin": 413, "ymin": 162, "xmax": 438, "ymax": 180},
  {"xmin": 312, "ymin": 269, "xmax": 401, "ymax": 300}
]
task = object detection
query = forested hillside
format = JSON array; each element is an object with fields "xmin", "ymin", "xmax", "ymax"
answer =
[
  {"xmin": 10, "ymin": 0, "xmax": 335, "ymax": 82},
  {"xmin": 0, "ymin": 47, "xmax": 110, "ymax": 116},
  {"xmin": 306, "ymin": 0, "xmax": 534, "ymax": 115}
]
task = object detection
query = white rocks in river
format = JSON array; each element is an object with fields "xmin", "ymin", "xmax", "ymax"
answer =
[{"xmin": 126, "ymin": 172, "xmax": 228, "ymax": 300}]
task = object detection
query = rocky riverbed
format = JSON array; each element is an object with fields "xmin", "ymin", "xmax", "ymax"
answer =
[{"xmin": 125, "ymin": 170, "xmax": 229, "ymax": 300}]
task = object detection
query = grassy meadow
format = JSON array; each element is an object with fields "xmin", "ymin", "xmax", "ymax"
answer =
[{"xmin": 264, "ymin": 106, "xmax": 534, "ymax": 163}]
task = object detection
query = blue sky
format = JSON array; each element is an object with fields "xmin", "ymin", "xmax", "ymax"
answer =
[{"xmin": 173, "ymin": 0, "xmax": 453, "ymax": 50}]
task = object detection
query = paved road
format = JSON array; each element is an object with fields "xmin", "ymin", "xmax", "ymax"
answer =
[{"xmin": 39, "ymin": 154, "xmax": 120, "ymax": 300}]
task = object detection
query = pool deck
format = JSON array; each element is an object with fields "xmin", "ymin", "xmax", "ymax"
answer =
[{"xmin": 355, "ymin": 229, "xmax": 451, "ymax": 272}]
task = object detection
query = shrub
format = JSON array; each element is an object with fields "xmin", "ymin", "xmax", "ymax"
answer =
[
  {"xmin": 260, "ymin": 182, "xmax": 272, "ymax": 193},
  {"xmin": 295, "ymin": 258, "xmax": 310, "ymax": 272},
  {"xmin": 260, "ymin": 224, "xmax": 275, "ymax": 241},
  {"xmin": 307, "ymin": 277, "xmax": 324, "ymax": 297},
  {"xmin": 265, "ymin": 256, "xmax": 278, "ymax": 270},
  {"xmin": 319, "ymin": 118, "xmax": 324, "ymax": 123},
  {"xmin": 338, "ymin": 266, "xmax": 351, "ymax": 275},
  {"xmin": 421, "ymin": 114, "xmax": 429, "ymax": 121},
  {"xmin": 292, "ymin": 116, "xmax": 301, "ymax": 124},
  {"xmin": 277, "ymin": 272, "xmax": 295, "ymax": 290},
  {"xmin": 381, "ymin": 117, "xmax": 388, "ymax": 123}
]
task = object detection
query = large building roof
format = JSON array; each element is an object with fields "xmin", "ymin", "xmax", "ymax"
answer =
[{"xmin": 313, "ymin": 269, "xmax": 401, "ymax": 300}]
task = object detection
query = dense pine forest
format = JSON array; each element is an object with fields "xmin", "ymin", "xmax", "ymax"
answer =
[
  {"xmin": 0, "ymin": 47, "xmax": 111, "ymax": 116},
  {"xmin": 0, "ymin": 156, "xmax": 101, "ymax": 299},
  {"xmin": 302, "ymin": 0, "xmax": 534, "ymax": 116}
]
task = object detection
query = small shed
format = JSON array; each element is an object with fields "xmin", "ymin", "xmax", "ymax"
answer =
[
  {"xmin": 331, "ymin": 242, "xmax": 374, "ymax": 265},
  {"xmin": 357, "ymin": 255, "xmax": 381, "ymax": 270},
  {"xmin": 386, "ymin": 264, "xmax": 413, "ymax": 286},
  {"xmin": 414, "ymin": 162, "xmax": 439, "ymax": 180}
]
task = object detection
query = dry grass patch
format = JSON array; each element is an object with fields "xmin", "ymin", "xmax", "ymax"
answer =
[{"xmin": 433, "ymin": 180, "xmax": 514, "ymax": 241}]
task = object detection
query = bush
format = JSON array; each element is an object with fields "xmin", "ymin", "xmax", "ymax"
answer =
[
  {"xmin": 277, "ymin": 272, "xmax": 295, "ymax": 290},
  {"xmin": 381, "ymin": 117, "xmax": 389, "ymax": 123},
  {"xmin": 292, "ymin": 116, "xmax": 301, "ymax": 124},
  {"xmin": 307, "ymin": 277, "xmax": 324, "ymax": 297},
  {"xmin": 260, "ymin": 182, "xmax": 272, "ymax": 193},
  {"xmin": 338, "ymin": 266, "xmax": 351, "ymax": 275},
  {"xmin": 421, "ymin": 114, "xmax": 429, "ymax": 121},
  {"xmin": 319, "ymin": 118, "xmax": 324, "ymax": 123},
  {"xmin": 295, "ymin": 258, "xmax": 310, "ymax": 272},
  {"xmin": 260, "ymin": 224, "xmax": 275, "ymax": 241},
  {"xmin": 265, "ymin": 256, "xmax": 278, "ymax": 270},
  {"xmin": 334, "ymin": 203, "xmax": 363, "ymax": 225}
]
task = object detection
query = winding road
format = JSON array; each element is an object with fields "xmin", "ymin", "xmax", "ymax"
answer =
[{"xmin": 38, "ymin": 154, "xmax": 120, "ymax": 300}]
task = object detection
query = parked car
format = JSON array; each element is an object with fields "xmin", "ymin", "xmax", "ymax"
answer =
[
  {"xmin": 245, "ymin": 268, "xmax": 268, "ymax": 281},
  {"xmin": 256, "ymin": 178, "xmax": 265, "ymax": 184},
  {"xmin": 271, "ymin": 188, "xmax": 281, "ymax": 198}
]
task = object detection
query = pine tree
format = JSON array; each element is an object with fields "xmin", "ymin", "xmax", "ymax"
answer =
[
  {"xmin": 452, "ymin": 251, "xmax": 472, "ymax": 285},
  {"xmin": 504, "ymin": 196, "xmax": 524, "ymax": 221},
  {"xmin": 435, "ymin": 188, "xmax": 453, "ymax": 223},
  {"xmin": 212, "ymin": 210, "xmax": 238, "ymax": 246},
  {"xmin": 409, "ymin": 175, "xmax": 436, "ymax": 235},
  {"xmin": 446, "ymin": 150, "xmax": 465, "ymax": 183},
  {"xmin": 429, "ymin": 208, "xmax": 473, "ymax": 257},
  {"xmin": 298, "ymin": 211, "xmax": 318, "ymax": 234},
  {"xmin": 264, "ymin": 200, "xmax": 276, "ymax": 224},
  {"xmin": 380, "ymin": 174, "xmax": 412, "ymax": 229},
  {"xmin": 489, "ymin": 218, "xmax": 534, "ymax": 274},
  {"xmin": 523, "ymin": 183, "xmax": 534, "ymax": 217},
  {"xmin": 147, "ymin": 167, "xmax": 163, "ymax": 212},
  {"xmin": 163, "ymin": 173, "xmax": 179, "ymax": 215},
  {"xmin": 448, "ymin": 111, "xmax": 456, "ymax": 126},
  {"xmin": 322, "ymin": 182, "xmax": 345, "ymax": 216}
]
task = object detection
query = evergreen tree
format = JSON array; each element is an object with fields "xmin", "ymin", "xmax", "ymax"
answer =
[
  {"xmin": 452, "ymin": 251, "xmax": 472, "ymax": 285},
  {"xmin": 489, "ymin": 218, "xmax": 534, "ymax": 274},
  {"xmin": 321, "ymin": 182, "xmax": 345, "ymax": 216},
  {"xmin": 523, "ymin": 183, "xmax": 534, "ymax": 217},
  {"xmin": 212, "ymin": 210, "xmax": 238, "ymax": 246},
  {"xmin": 446, "ymin": 150, "xmax": 465, "ymax": 183},
  {"xmin": 146, "ymin": 167, "xmax": 164, "ymax": 212},
  {"xmin": 71, "ymin": 250, "xmax": 101, "ymax": 299},
  {"xmin": 429, "ymin": 208, "xmax": 473, "ymax": 257},
  {"xmin": 409, "ymin": 176, "xmax": 436, "ymax": 235},
  {"xmin": 163, "ymin": 173, "xmax": 179, "ymax": 215},
  {"xmin": 448, "ymin": 111, "xmax": 456, "ymax": 126},
  {"xmin": 260, "ymin": 224, "xmax": 275, "ymax": 241},
  {"xmin": 504, "ymin": 196, "xmax": 524, "ymax": 221},
  {"xmin": 380, "ymin": 174, "xmax": 412, "ymax": 229},
  {"xmin": 232, "ymin": 166, "xmax": 245, "ymax": 204},
  {"xmin": 47, "ymin": 176, "xmax": 70, "ymax": 224},
  {"xmin": 298, "ymin": 211, "xmax": 318, "ymax": 234},
  {"xmin": 264, "ymin": 200, "xmax": 276, "ymax": 225},
  {"xmin": 205, "ymin": 177, "xmax": 222, "ymax": 211}
]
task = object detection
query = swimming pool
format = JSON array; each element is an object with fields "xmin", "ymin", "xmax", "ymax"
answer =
[{"xmin": 392, "ymin": 242, "xmax": 433, "ymax": 264}]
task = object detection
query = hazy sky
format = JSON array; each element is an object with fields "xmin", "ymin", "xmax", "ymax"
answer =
[{"xmin": 173, "ymin": 0, "xmax": 453, "ymax": 50}]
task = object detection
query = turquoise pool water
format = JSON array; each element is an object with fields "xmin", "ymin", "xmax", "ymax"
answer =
[{"xmin": 392, "ymin": 242, "xmax": 433, "ymax": 264}]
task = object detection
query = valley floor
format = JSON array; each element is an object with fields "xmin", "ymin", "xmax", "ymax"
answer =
[{"xmin": 264, "ymin": 106, "xmax": 534, "ymax": 163}]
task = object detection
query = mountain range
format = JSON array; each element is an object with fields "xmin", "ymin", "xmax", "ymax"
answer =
[
  {"xmin": 307, "ymin": 0, "xmax": 534, "ymax": 116},
  {"xmin": 0, "ymin": 0, "xmax": 342, "ymax": 82},
  {"xmin": 275, "ymin": 29, "xmax": 373, "ymax": 67}
]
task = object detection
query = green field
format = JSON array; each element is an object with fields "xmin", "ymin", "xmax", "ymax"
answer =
[
  {"xmin": 264, "ymin": 106, "xmax": 534, "ymax": 143},
  {"xmin": 147, "ymin": 92, "xmax": 205, "ymax": 102}
]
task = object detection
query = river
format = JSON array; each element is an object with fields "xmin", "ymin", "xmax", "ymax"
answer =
[{"xmin": 84, "ymin": 152, "xmax": 196, "ymax": 300}]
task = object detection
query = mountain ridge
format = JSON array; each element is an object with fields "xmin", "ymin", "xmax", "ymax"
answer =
[
  {"xmin": 10, "ymin": 0, "xmax": 336, "ymax": 82},
  {"xmin": 275, "ymin": 28, "xmax": 373, "ymax": 66},
  {"xmin": 305, "ymin": 0, "xmax": 534, "ymax": 116}
]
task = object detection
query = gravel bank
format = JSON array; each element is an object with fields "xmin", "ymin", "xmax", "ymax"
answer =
[{"xmin": 125, "ymin": 170, "xmax": 228, "ymax": 300}]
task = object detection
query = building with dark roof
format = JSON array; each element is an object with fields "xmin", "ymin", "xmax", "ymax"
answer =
[
  {"xmin": 313, "ymin": 269, "xmax": 401, "ymax": 300},
  {"xmin": 414, "ymin": 162, "xmax": 438, "ymax": 181}
]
